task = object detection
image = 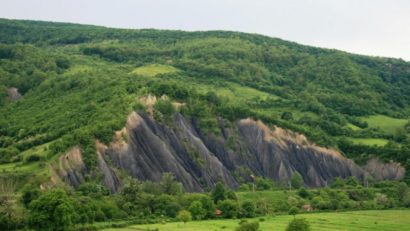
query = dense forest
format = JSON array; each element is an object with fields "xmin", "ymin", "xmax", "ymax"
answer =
[{"xmin": 0, "ymin": 18, "xmax": 410, "ymax": 230}]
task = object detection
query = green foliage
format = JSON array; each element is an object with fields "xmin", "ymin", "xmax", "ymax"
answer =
[
  {"xmin": 235, "ymin": 220, "xmax": 260, "ymax": 231},
  {"xmin": 255, "ymin": 177, "xmax": 273, "ymax": 191},
  {"xmin": 153, "ymin": 99, "xmax": 175, "ymax": 123},
  {"xmin": 286, "ymin": 218, "xmax": 310, "ymax": 231},
  {"xmin": 288, "ymin": 207, "xmax": 299, "ymax": 217},
  {"xmin": 21, "ymin": 188, "xmax": 41, "ymax": 207},
  {"xmin": 177, "ymin": 210, "xmax": 192, "ymax": 224},
  {"xmin": 239, "ymin": 201, "xmax": 256, "ymax": 218},
  {"xmin": 77, "ymin": 182, "xmax": 109, "ymax": 198},
  {"xmin": 218, "ymin": 200, "xmax": 239, "ymax": 218},
  {"xmin": 199, "ymin": 195, "xmax": 216, "ymax": 219},
  {"xmin": 291, "ymin": 172, "xmax": 304, "ymax": 189},
  {"xmin": 152, "ymin": 194, "xmax": 181, "ymax": 217},
  {"xmin": 160, "ymin": 173, "xmax": 183, "ymax": 195},
  {"xmin": 188, "ymin": 200, "xmax": 206, "ymax": 220},
  {"xmin": 298, "ymin": 188, "xmax": 310, "ymax": 199},
  {"xmin": 28, "ymin": 189, "xmax": 76, "ymax": 231},
  {"xmin": 281, "ymin": 111, "xmax": 294, "ymax": 121},
  {"xmin": 211, "ymin": 182, "xmax": 227, "ymax": 203}
]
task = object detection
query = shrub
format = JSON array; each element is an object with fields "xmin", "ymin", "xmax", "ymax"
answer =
[
  {"xmin": 235, "ymin": 221, "xmax": 260, "ymax": 231},
  {"xmin": 218, "ymin": 200, "xmax": 239, "ymax": 218},
  {"xmin": 286, "ymin": 218, "xmax": 310, "ymax": 231},
  {"xmin": 239, "ymin": 201, "xmax": 256, "ymax": 218},
  {"xmin": 29, "ymin": 189, "xmax": 76, "ymax": 231},
  {"xmin": 298, "ymin": 188, "xmax": 310, "ymax": 199},
  {"xmin": 25, "ymin": 154, "xmax": 42, "ymax": 163},
  {"xmin": 211, "ymin": 182, "xmax": 227, "ymax": 203},
  {"xmin": 255, "ymin": 177, "xmax": 273, "ymax": 191},
  {"xmin": 291, "ymin": 172, "xmax": 304, "ymax": 189},
  {"xmin": 177, "ymin": 210, "xmax": 192, "ymax": 224},
  {"xmin": 288, "ymin": 207, "xmax": 299, "ymax": 218},
  {"xmin": 188, "ymin": 200, "xmax": 206, "ymax": 220},
  {"xmin": 21, "ymin": 188, "xmax": 41, "ymax": 207}
]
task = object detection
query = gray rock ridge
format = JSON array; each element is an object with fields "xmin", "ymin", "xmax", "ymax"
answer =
[
  {"xmin": 103, "ymin": 112, "xmax": 369, "ymax": 191},
  {"xmin": 56, "ymin": 144, "xmax": 121, "ymax": 192},
  {"xmin": 363, "ymin": 158, "xmax": 405, "ymax": 181},
  {"xmin": 105, "ymin": 112, "xmax": 237, "ymax": 192}
]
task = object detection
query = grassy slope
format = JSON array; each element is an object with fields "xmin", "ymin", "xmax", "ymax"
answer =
[
  {"xmin": 361, "ymin": 115, "xmax": 408, "ymax": 134},
  {"xmin": 1, "ymin": 19, "xmax": 410, "ymax": 188},
  {"xmin": 347, "ymin": 138, "xmax": 389, "ymax": 146},
  {"xmin": 131, "ymin": 64, "xmax": 179, "ymax": 77},
  {"xmin": 105, "ymin": 210, "xmax": 410, "ymax": 231},
  {"xmin": 237, "ymin": 190, "xmax": 290, "ymax": 204}
]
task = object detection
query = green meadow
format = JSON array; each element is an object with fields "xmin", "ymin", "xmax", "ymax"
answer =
[
  {"xmin": 347, "ymin": 137, "xmax": 389, "ymax": 146},
  {"xmin": 104, "ymin": 210, "xmax": 410, "ymax": 231},
  {"xmin": 132, "ymin": 64, "xmax": 179, "ymax": 77},
  {"xmin": 360, "ymin": 115, "xmax": 408, "ymax": 135}
]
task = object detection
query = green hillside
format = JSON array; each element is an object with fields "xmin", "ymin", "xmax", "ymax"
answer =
[
  {"xmin": 1, "ymin": 18, "xmax": 409, "ymax": 176},
  {"xmin": 1, "ymin": 18, "xmax": 410, "ymax": 231}
]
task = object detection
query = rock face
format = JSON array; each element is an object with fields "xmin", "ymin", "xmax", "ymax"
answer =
[
  {"xmin": 103, "ymin": 112, "xmax": 368, "ymax": 192},
  {"xmin": 56, "ymin": 145, "xmax": 121, "ymax": 192},
  {"xmin": 363, "ymin": 158, "xmax": 405, "ymax": 181},
  {"xmin": 6, "ymin": 87, "xmax": 21, "ymax": 101}
]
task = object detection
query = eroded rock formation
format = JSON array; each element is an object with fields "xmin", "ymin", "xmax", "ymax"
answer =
[
  {"xmin": 55, "ymin": 145, "xmax": 121, "ymax": 192},
  {"xmin": 363, "ymin": 158, "xmax": 405, "ymax": 181},
  {"xmin": 56, "ymin": 112, "xmax": 394, "ymax": 192},
  {"xmin": 102, "ymin": 112, "xmax": 368, "ymax": 191}
]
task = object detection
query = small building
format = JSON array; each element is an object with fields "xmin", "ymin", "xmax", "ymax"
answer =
[{"xmin": 215, "ymin": 209, "xmax": 222, "ymax": 216}]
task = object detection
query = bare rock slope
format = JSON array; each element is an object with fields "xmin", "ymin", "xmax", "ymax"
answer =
[{"xmin": 101, "ymin": 112, "xmax": 369, "ymax": 191}]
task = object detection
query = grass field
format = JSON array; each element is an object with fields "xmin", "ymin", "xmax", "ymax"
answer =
[
  {"xmin": 347, "ymin": 137, "xmax": 389, "ymax": 146},
  {"xmin": 131, "ymin": 64, "xmax": 178, "ymax": 77},
  {"xmin": 346, "ymin": 123, "xmax": 362, "ymax": 131},
  {"xmin": 360, "ymin": 115, "xmax": 408, "ymax": 135},
  {"xmin": 236, "ymin": 190, "xmax": 290, "ymax": 204},
  {"xmin": 104, "ymin": 210, "xmax": 410, "ymax": 231}
]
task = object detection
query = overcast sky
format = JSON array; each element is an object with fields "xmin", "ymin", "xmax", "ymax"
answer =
[{"xmin": 1, "ymin": 0, "xmax": 409, "ymax": 60}]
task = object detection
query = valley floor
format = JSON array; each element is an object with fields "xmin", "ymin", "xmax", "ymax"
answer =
[{"xmin": 104, "ymin": 209, "xmax": 410, "ymax": 231}]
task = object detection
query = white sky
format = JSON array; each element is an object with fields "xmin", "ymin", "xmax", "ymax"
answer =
[{"xmin": 1, "ymin": 0, "xmax": 409, "ymax": 61}]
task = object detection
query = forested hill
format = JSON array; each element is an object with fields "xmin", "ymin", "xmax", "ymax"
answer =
[{"xmin": 0, "ymin": 18, "xmax": 409, "ymax": 186}]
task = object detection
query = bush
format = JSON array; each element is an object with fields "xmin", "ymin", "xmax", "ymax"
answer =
[
  {"xmin": 239, "ymin": 201, "xmax": 256, "ymax": 218},
  {"xmin": 291, "ymin": 172, "xmax": 304, "ymax": 189},
  {"xmin": 298, "ymin": 188, "xmax": 310, "ymax": 199},
  {"xmin": 211, "ymin": 182, "xmax": 227, "ymax": 203},
  {"xmin": 286, "ymin": 218, "xmax": 310, "ymax": 231},
  {"xmin": 25, "ymin": 154, "xmax": 42, "ymax": 163},
  {"xmin": 235, "ymin": 221, "xmax": 260, "ymax": 231},
  {"xmin": 153, "ymin": 99, "xmax": 175, "ymax": 122},
  {"xmin": 188, "ymin": 200, "xmax": 206, "ymax": 220},
  {"xmin": 177, "ymin": 210, "xmax": 192, "ymax": 224},
  {"xmin": 29, "ymin": 189, "xmax": 76, "ymax": 231},
  {"xmin": 218, "ymin": 200, "xmax": 239, "ymax": 218},
  {"xmin": 255, "ymin": 177, "xmax": 272, "ymax": 191},
  {"xmin": 77, "ymin": 182, "xmax": 109, "ymax": 198},
  {"xmin": 21, "ymin": 188, "xmax": 41, "ymax": 207},
  {"xmin": 288, "ymin": 207, "xmax": 299, "ymax": 218}
]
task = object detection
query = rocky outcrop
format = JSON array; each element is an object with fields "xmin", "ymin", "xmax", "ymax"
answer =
[
  {"xmin": 7, "ymin": 87, "xmax": 21, "ymax": 102},
  {"xmin": 105, "ymin": 112, "xmax": 237, "ymax": 192},
  {"xmin": 55, "ymin": 145, "xmax": 121, "ymax": 192},
  {"xmin": 103, "ymin": 112, "xmax": 368, "ymax": 192},
  {"xmin": 56, "ymin": 146, "xmax": 86, "ymax": 187},
  {"xmin": 363, "ymin": 158, "xmax": 405, "ymax": 181},
  {"xmin": 96, "ymin": 141, "xmax": 122, "ymax": 193}
]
